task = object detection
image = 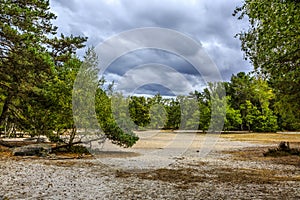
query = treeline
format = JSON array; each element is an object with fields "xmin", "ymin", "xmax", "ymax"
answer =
[{"xmin": 110, "ymin": 71, "xmax": 298, "ymax": 132}]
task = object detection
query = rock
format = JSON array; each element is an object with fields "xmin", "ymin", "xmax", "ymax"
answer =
[{"xmin": 13, "ymin": 144, "xmax": 51, "ymax": 156}]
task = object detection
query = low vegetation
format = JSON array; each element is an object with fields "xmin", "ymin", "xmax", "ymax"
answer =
[{"xmin": 264, "ymin": 141, "xmax": 300, "ymax": 157}]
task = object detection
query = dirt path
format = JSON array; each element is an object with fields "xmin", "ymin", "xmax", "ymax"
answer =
[{"xmin": 0, "ymin": 132, "xmax": 299, "ymax": 199}]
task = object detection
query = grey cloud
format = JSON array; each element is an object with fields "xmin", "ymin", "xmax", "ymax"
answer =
[
  {"xmin": 115, "ymin": 64, "xmax": 194, "ymax": 95},
  {"xmin": 105, "ymin": 49, "xmax": 199, "ymax": 76},
  {"xmin": 50, "ymin": 0, "xmax": 251, "ymax": 95},
  {"xmin": 135, "ymin": 84, "xmax": 175, "ymax": 96}
]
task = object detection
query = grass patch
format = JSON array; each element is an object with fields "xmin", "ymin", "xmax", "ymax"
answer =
[
  {"xmin": 223, "ymin": 145, "xmax": 300, "ymax": 167},
  {"xmin": 115, "ymin": 168, "xmax": 204, "ymax": 188},
  {"xmin": 264, "ymin": 148, "xmax": 300, "ymax": 157},
  {"xmin": 221, "ymin": 133, "xmax": 300, "ymax": 144},
  {"xmin": 209, "ymin": 167, "xmax": 300, "ymax": 184},
  {"xmin": 115, "ymin": 166, "xmax": 300, "ymax": 188}
]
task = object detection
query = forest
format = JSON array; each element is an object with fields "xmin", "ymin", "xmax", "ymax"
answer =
[{"xmin": 0, "ymin": 0, "xmax": 299, "ymax": 149}]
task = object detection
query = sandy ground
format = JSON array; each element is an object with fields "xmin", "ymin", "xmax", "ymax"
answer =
[{"xmin": 0, "ymin": 131, "xmax": 299, "ymax": 199}]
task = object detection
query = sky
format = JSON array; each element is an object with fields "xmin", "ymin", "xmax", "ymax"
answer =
[{"xmin": 50, "ymin": 0, "xmax": 252, "ymax": 96}]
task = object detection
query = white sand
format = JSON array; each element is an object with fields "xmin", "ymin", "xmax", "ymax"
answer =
[{"xmin": 0, "ymin": 132, "xmax": 299, "ymax": 199}]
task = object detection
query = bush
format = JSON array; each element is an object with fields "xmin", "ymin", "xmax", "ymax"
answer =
[{"xmin": 264, "ymin": 141, "xmax": 300, "ymax": 157}]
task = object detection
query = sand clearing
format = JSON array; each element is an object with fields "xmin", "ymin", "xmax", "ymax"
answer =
[{"xmin": 0, "ymin": 131, "xmax": 299, "ymax": 199}]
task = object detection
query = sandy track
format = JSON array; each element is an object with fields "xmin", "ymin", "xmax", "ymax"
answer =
[{"xmin": 0, "ymin": 132, "xmax": 299, "ymax": 199}]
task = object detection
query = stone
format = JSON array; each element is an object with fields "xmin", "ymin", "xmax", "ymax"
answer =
[{"xmin": 13, "ymin": 144, "xmax": 51, "ymax": 156}]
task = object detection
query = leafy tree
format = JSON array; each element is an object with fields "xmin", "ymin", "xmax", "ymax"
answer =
[
  {"xmin": 234, "ymin": 0, "xmax": 300, "ymax": 130},
  {"xmin": 189, "ymin": 89, "xmax": 211, "ymax": 132},
  {"xmin": 0, "ymin": 0, "xmax": 86, "ymax": 130},
  {"xmin": 224, "ymin": 97, "xmax": 242, "ymax": 131},
  {"xmin": 227, "ymin": 72, "xmax": 279, "ymax": 132},
  {"xmin": 95, "ymin": 89, "xmax": 138, "ymax": 148},
  {"xmin": 198, "ymin": 102, "xmax": 211, "ymax": 132},
  {"xmin": 147, "ymin": 103, "xmax": 167, "ymax": 129},
  {"xmin": 111, "ymin": 93, "xmax": 136, "ymax": 131},
  {"xmin": 228, "ymin": 72, "xmax": 254, "ymax": 110},
  {"xmin": 175, "ymin": 95, "xmax": 200, "ymax": 130},
  {"xmin": 75, "ymin": 49, "xmax": 139, "ymax": 148},
  {"xmin": 207, "ymin": 82, "xmax": 226, "ymax": 132},
  {"xmin": 164, "ymin": 98, "xmax": 181, "ymax": 129},
  {"xmin": 240, "ymin": 100, "xmax": 259, "ymax": 131},
  {"xmin": 147, "ymin": 94, "xmax": 167, "ymax": 129},
  {"xmin": 128, "ymin": 96, "xmax": 150, "ymax": 128}
]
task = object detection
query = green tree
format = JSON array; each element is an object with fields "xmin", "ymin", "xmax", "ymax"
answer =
[
  {"xmin": 75, "ymin": 49, "xmax": 139, "ymax": 148},
  {"xmin": 111, "ymin": 93, "xmax": 136, "ymax": 131},
  {"xmin": 164, "ymin": 98, "xmax": 181, "ymax": 129},
  {"xmin": 227, "ymin": 72, "xmax": 278, "ymax": 132},
  {"xmin": 147, "ymin": 103, "xmax": 167, "ymax": 129},
  {"xmin": 0, "ymin": 0, "xmax": 86, "ymax": 130},
  {"xmin": 147, "ymin": 94, "xmax": 167, "ymax": 129},
  {"xmin": 240, "ymin": 100, "xmax": 259, "ymax": 131},
  {"xmin": 95, "ymin": 89, "xmax": 138, "ymax": 148},
  {"xmin": 128, "ymin": 96, "xmax": 150, "ymax": 128},
  {"xmin": 234, "ymin": 0, "xmax": 300, "ymax": 130},
  {"xmin": 228, "ymin": 72, "xmax": 254, "ymax": 111},
  {"xmin": 224, "ymin": 97, "xmax": 242, "ymax": 131},
  {"xmin": 207, "ymin": 82, "xmax": 226, "ymax": 132},
  {"xmin": 190, "ymin": 89, "xmax": 211, "ymax": 132}
]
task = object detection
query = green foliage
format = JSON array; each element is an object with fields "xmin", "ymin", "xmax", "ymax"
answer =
[
  {"xmin": 191, "ymin": 89, "xmax": 211, "ymax": 132},
  {"xmin": 129, "ymin": 96, "xmax": 150, "ymax": 128},
  {"xmin": 164, "ymin": 98, "xmax": 181, "ymax": 129},
  {"xmin": 146, "ymin": 94, "xmax": 167, "ymax": 129},
  {"xmin": 225, "ymin": 97, "xmax": 242, "ymax": 131},
  {"xmin": 207, "ymin": 82, "xmax": 226, "ymax": 132},
  {"xmin": 111, "ymin": 93, "xmax": 136, "ymax": 131},
  {"xmin": 0, "ymin": 0, "xmax": 86, "ymax": 138},
  {"xmin": 73, "ymin": 49, "xmax": 139, "ymax": 148},
  {"xmin": 148, "ymin": 103, "xmax": 167, "ymax": 129},
  {"xmin": 95, "ymin": 89, "xmax": 139, "ymax": 148},
  {"xmin": 181, "ymin": 98, "xmax": 200, "ymax": 130},
  {"xmin": 234, "ymin": 0, "xmax": 300, "ymax": 130},
  {"xmin": 227, "ymin": 72, "xmax": 278, "ymax": 132}
]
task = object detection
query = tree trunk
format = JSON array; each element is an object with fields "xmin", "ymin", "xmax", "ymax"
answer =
[
  {"xmin": 67, "ymin": 126, "xmax": 77, "ymax": 149},
  {"xmin": 0, "ymin": 90, "xmax": 14, "ymax": 125}
]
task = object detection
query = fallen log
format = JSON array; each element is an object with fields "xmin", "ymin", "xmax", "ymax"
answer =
[
  {"xmin": 13, "ymin": 144, "xmax": 51, "ymax": 156},
  {"xmin": 0, "ymin": 140, "xmax": 41, "ymax": 148}
]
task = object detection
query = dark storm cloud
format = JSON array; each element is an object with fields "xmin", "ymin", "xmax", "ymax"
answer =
[
  {"xmin": 50, "ymin": 0, "xmax": 251, "ymax": 95},
  {"xmin": 106, "ymin": 49, "xmax": 198, "ymax": 76},
  {"xmin": 135, "ymin": 84, "xmax": 176, "ymax": 96}
]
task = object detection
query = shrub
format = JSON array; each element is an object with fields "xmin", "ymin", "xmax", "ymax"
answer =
[{"xmin": 264, "ymin": 141, "xmax": 300, "ymax": 157}]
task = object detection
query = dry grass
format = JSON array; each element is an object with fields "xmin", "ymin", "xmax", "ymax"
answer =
[
  {"xmin": 221, "ymin": 133, "xmax": 300, "ymax": 145},
  {"xmin": 115, "ymin": 165, "xmax": 300, "ymax": 189},
  {"xmin": 42, "ymin": 160, "xmax": 97, "ymax": 168},
  {"xmin": 115, "ymin": 167, "xmax": 204, "ymax": 189},
  {"xmin": 221, "ymin": 133, "xmax": 300, "ymax": 167},
  {"xmin": 223, "ymin": 146, "xmax": 300, "ymax": 167},
  {"xmin": 207, "ymin": 167, "xmax": 300, "ymax": 184},
  {"xmin": 0, "ymin": 145, "xmax": 12, "ymax": 159}
]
